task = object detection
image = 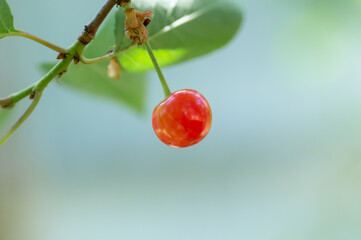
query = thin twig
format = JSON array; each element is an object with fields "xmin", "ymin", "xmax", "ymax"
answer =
[
  {"xmin": 0, "ymin": 84, "xmax": 36, "ymax": 109},
  {"xmin": 79, "ymin": 46, "xmax": 133, "ymax": 64},
  {"xmin": 78, "ymin": 0, "xmax": 118, "ymax": 45},
  {"xmin": 0, "ymin": 31, "xmax": 67, "ymax": 54},
  {"xmin": 0, "ymin": 91, "xmax": 42, "ymax": 146}
]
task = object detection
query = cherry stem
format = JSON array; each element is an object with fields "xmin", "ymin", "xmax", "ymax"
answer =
[{"xmin": 144, "ymin": 41, "xmax": 172, "ymax": 98}]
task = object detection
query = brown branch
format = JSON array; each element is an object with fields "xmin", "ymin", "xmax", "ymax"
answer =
[{"xmin": 78, "ymin": 0, "xmax": 121, "ymax": 45}]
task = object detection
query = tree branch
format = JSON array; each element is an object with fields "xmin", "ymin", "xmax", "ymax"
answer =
[{"xmin": 78, "ymin": 0, "xmax": 119, "ymax": 45}]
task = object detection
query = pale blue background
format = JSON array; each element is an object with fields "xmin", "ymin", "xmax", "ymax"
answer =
[{"xmin": 1, "ymin": 0, "xmax": 361, "ymax": 239}]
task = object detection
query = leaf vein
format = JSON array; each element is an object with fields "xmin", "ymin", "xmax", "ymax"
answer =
[{"xmin": 149, "ymin": 3, "xmax": 218, "ymax": 41}]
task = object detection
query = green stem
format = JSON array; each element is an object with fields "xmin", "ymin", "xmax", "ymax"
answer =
[
  {"xmin": 0, "ymin": 42, "xmax": 84, "ymax": 109},
  {"xmin": 80, "ymin": 51, "xmax": 121, "ymax": 64},
  {"xmin": 1, "ymin": 31, "xmax": 67, "ymax": 54},
  {"xmin": 0, "ymin": 91, "xmax": 42, "ymax": 147},
  {"xmin": 0, "ymin": 83, "xmax": 36, "ymax": 109},
  {"xmin": 79, "ymin": 55, "xmax": 110, "ymax": 64},
  {"xmin": 35, "ymin": 59, "xmax": 72, "ymax": 91},
  {"xmin": 0, "ymin": 60, "xmax": 68, "ymax": 146},
  {"xmin": 35, "ymin": 41, "xmax": 85, "ymax": 91},
  {"xmin": 80, "ymin": 44, "xmax": 137, "ymax": 64},
  {"xmin": 0, "ymin": 41, "xmax": 86, "ymax": 146},
  {"xmin": 0, "ymin": 0, "xmax": 113, "ymax": 146},
  {"xmin": 144, "ymin": 41, "xmax": 172, "ymax": 98},
  {"xmin": 11, "ymin": 84, "xmax": 35, "ymax": 103}
]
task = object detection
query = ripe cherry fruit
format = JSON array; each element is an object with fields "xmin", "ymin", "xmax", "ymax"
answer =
[{"xmin": 152, "ymin": 89, "xmax": 212, "ymax": 148}]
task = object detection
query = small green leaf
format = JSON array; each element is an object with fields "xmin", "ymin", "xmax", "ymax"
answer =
[
  {"xmin": 113, "ymin": 0, "xmax": 243, "ymax": 71},
  {"xmin": 0, "ymin": 0, "xmax": 19, "ymax": 39}
]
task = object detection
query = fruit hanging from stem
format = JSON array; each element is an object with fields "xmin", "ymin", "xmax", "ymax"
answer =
[
  {"xmin": 152, "ymin": 89, "xmax": 212, "ymax": 148},
  {"xmin": 122, "ymin": 4, "xmax": 213, "ymax": 148}
]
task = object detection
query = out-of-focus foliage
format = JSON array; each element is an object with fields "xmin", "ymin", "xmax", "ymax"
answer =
[
  {"xmin": 276, "ymin": 0, "xmax": 361, "ymax": 84},
  {"xmin": 0, "ymin": 109, "xmax": 12, "ymax": 131}
]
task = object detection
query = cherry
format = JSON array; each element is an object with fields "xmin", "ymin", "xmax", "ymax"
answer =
[{"xmin": 152, "ymin": 89, "xmax": 212, "ymax": 148}]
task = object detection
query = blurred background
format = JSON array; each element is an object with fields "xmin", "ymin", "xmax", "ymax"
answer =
[{"xmin": 1, "ymin": 0, "xmax": 361, "ymax": 239}]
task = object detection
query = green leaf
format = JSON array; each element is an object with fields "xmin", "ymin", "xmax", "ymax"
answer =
[
  {"xmin": 62, "ymin": 62, "xmax": 147, "ymax": 112},
  {"xmin": 0, "ymin": 0, "xmax": 19, "ymax": 39},
  {"xmin": 40, "ymin": 62, "xmax": 147, "ymax": 112},
  {"xmin": 114, "ymin": 8, "xmax": 127, "ymax": 52},
  {"xmin": 113, "ymin": 0, "xmax": 243, "ymax": 71}
]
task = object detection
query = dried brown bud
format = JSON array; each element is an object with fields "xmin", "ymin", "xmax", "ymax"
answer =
[
  {"xmin": 74, "ymin": 56, "xmax": 80, "ymax": 65},
  {"xmin": 107, "ymin": 57, "xmax": 122, "ymax": 80},
  {"xmin": 29, "ymin": 91, "xmax": 35, "ymax": 100},
  {"xmin": 124, "ymin": 8, "xmax": 153, "ymax": 45},
  {"xmin": 56, "ymin": 53, "xmax": 66, "ymax": 60},
  {"xmin": 143, "ymin": 18, "xmax": 151, "ymax": 27}
]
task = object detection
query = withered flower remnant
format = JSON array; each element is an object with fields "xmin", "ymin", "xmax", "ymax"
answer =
[{"xmin": 124, "ymin": 8, "xmax": 153, "ymax": 45}]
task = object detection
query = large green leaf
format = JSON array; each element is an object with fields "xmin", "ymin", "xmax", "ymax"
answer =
[
  {"xmin": 113, "ymin": 0, "xmax": 243, "ymax": 72},
  {"xmin": 62, "ymin": 62, "xmax": 147, "ymax": 112},
  {"xmin": 41, "ymin": 62, "xmax": 147, "ymax": 112},
  {"xmin": 0, "ymin": 0, "xmax": 19, "ymax": 39}
]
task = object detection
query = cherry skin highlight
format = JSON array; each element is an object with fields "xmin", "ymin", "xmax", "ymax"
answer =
[{"xmin": 152, "ymin": 89, "xmax": 212, "ymax": 148}]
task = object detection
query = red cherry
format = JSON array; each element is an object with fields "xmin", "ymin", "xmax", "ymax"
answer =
[{"xmin": 152, "ymin": 89, "xmax": 212, "ymax": 148}]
